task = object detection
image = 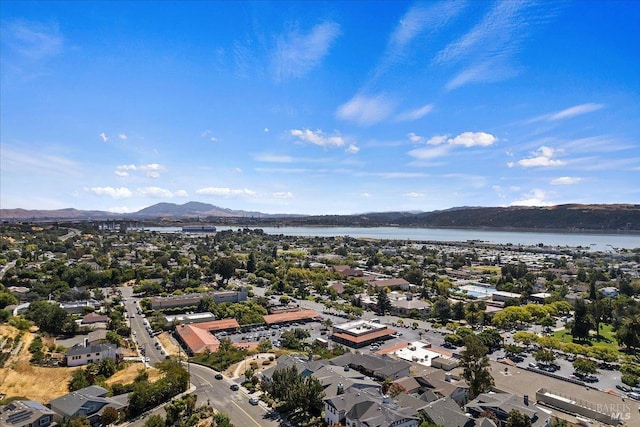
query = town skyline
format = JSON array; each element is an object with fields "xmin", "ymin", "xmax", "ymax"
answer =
[{"xmin": 1, "ymin": 1, "xmax": 639, "ymax": 215}]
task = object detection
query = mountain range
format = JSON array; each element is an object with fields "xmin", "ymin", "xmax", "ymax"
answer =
[{"xmin": 1, "ymin": 202, "xmax": 639, "ymax": 231}]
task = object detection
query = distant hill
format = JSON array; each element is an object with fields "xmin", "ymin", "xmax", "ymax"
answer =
[{"xmin": 1, "ymin": 202, "xmax": 639, "ymax": 231}]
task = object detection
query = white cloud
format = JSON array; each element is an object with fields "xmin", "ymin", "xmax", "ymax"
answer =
[
  {"xmin": 195, "ymin": 187, "xmax": 256, "ymax": 197},
  {"xmin": 336, "ymin": 94, "xmax": 395, "ymax": 126},
  {"xmin": 356, "ymin": 171, "xmax": 428, "ymax": 179},
  {"xmin": 118, "ymin": 134, "xmax": 127, "ymax": 140},
  {"xmin": 517, "ymin": 146, "xmax": 566, "ymax": 167},
  {"xmin": 4, "ymin": 20, "xmax": 64, "ymax": 59},
  {"xmin": 99, "ymin": 133, "xmax": 108, "ymax": 142},
  {"xmin": 136, "ymin": 187, "xmax": 174, "ymax": 198},
  {"xmin": 345, "ymin": 144, "xmax": 360, "ymax": 154},
  {"xmin": 551, "ymin": 176, "xmax": 581, "ymax": 185},
  {"xmin": 428, "ymin": 135, "xmax": 449, "ymax": 145},
  {"xmin": 448, "ymin": 132, "xmax": 498, "ymax": 147},
  {"xmin": 510, "ymin": 189, "xmax": 552, "ymax": 206},
  {"xmin": 273, "ymin": 191, "xmax": 294, "ymax": 199},
  {"xmin": 395, "ymin": 104, "xmax": 434, "ymax": 121},
  {"xmin": 88, "ymin": 186, "xmax": 133, "ymax": 199},
  {"xmin": 408, "ymin": 144, "xmax": 451, "ymax": 160},
  {"xmin": 549, "ymin": 103, "xmax": 603, "ymax": 121},
  {"xmin": 254, "ymin": 154, "xmax": 294, "ymax": 163},
  {"xmin": 174, "ymin": 189, "xmax": 189, "ymax": 197},
  {"xmin": 233, "ymin": 167, "xmax": 243, "ymax": 173},
  {"xmin": 408, "ymin": 133, "xmax": 425, "ymax": 143},
  {"xmin": 436, "ymin": 1, "xmax": 560, "ymax": 89},
  {"xmin": 271, "ymin": 21, "xmax": 341, "ymax": 81},
  {"xmin": 404, "ymin": 192, "xmax": 425, "ymax": 198},
  {"xmin": 210, "ymin": 136, "xmax": 219, "ymax": 142},
  {"xmin": 359, "ymin": 193, "xmax": 372, "ymax": 199},
  {"xmin": 114, "ymin": 170, "xmax": 129, "ymax": 177},
  {"xmin": 116, "ymin": 164, "xmax": 137, "ymax": 171},
  {"xmin": 264, "ymin": 128, "xmax": 270, "ymax": 133},
  {"xmin": 138, "ymin": 163, "xmax": 166, "ymax": 178},
  {"xmin": 290, "ymin": 129, "xmax": 345, "ymax": 148},
  {"xmin": 1, "ymin": 144, "xmax": 82, "ymax": 177}
]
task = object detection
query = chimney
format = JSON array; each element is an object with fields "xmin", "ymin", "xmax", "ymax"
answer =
[
  {"xmin": 445, "ymin": 372, "xmax": 452, "ymax": 382},
  {"xmin": 337, "ymin": 383, "xmax": 344, "ymax": 395},
  {"xmin": 524, "ymin": 395, "xmax": 529, "ymax": 406},
  {"xmin": 382, "ymin": 394, "xmax": 390, "ymax": 404},
  {"xmin": 84, "ymin": 338, "xmax": 89, "ymax": 348}
]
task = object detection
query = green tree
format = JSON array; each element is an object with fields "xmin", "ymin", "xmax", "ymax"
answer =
[
  {"xmin": 0, "ymin": 292, "xmax": 18, "ymax": 309},
  {"xmin": 431, "ymin": 297, "xmax": 451, "ymax": 323},
  {"xmin": 143, "ymin": 415, "xmax": 165, "ymax": 427},
  {"xmin": 246, "ymin": 252, "xmax": 257, "ymax": 273},
  {"xmin": 67, "ymin": 417, "xmax": 91, "ymax": 427},
  {"xmin": 69, "ymin": 369, "xmax": 90, "ymax": 391},
  {"xmin": 534, "ymin": 349, "xmax": 555, "ymax": 365},
  {"xmin": 617, "ymin": 314, "xmax": 640, "ymax": 354},
  {"xmin": 100, "ymin": 406, "xmax": 119, "ymax": 426},
  {"xmin": 506, "ymin": 409, "xmax": 532, "ymax": 427},
  {"xmin": 571, "ymin": 299, "xmax": 593, "ymax": 342},
  {"xmin": 376, "ymin": 287, "xmax": 391, "ymax": 315},
  {"xmin": 460, "ymin": 334, "xmax": 494, "ymax": 399},
  {"xmin": 573, "ymin": 357, "xmax": 597, "ymax": 375}
]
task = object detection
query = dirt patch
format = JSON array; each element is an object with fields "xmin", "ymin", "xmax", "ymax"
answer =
[
  {"xmin": 106, "ymin": 362, "xmax": 163, "ymax": 386},
  {"xmin": 157, "ymin": 332, "xmax": 181, "ymax": 357},
  {"xmin": 0, "ymin": 325, "xmax": 20, "ymax": 340},
  {"xmin": 0, "ymin": 360, "xmax": 81, "ymax": 402},
  {"xmin": 225, "ymin": 353, "xmax": 276, "ymax": 379}
]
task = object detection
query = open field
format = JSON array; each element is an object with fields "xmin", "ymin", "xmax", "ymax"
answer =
[
  {"xmin": 1, "ymin": 361, "xmax": 80, "ymax": 403},
  {"xmin": 106, "ymin": 362, "xmax": 164, "ymax": 386},
  {"xmin": 554, "ymin": 323, "xmax": 619, "ymax": 353},
  {"xmin": 157, "ymin": 332, "xmax": 181, "ymax": 357}
]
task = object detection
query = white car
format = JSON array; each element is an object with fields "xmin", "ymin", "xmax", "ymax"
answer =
[{"xmin": 249, "ymin": 397, "xmax": 259, "ymax": 405}]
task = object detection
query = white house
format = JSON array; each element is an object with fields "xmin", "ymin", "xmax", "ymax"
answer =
[{"xmin": 65, "ymin": 343, "xmax": 121, "ymax": 367}]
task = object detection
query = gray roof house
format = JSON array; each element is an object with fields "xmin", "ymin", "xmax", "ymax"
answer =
[
  {"xmin": 260, "ymin": 354, "xmax": 327, "ymax": 382},
  {"xmin": 465, "ymin": 392, "xmax": 550, "ymax": 427},
  {"xmin": 328, "ymin": 353, "xmax": 411, "ymax": 381},
  {"xmin": 0, "ymin": 400, "xmax": 56, "ymax": 427},
  {"xmin": 324, "ymin": 389, "xmax": 420, "ymax": 427},
  {"xmin": 49, "ymin": 385, "xmax": 126, "ymax": 425}
]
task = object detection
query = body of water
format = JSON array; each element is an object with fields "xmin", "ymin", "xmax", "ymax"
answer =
[{"xmin": 143, "ymin": 226, "xmax": 638, "ymax": 250}]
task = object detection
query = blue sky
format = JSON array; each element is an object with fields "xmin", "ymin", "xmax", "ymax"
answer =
[{"xmin": 1, "ymin": 1, "xmax": 639, "ymax": 215}]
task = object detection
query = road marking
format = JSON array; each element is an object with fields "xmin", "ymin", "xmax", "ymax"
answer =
[
  {"xmin": 191, "ymin": 371, "xmax": 213, "ymax": 387},
  {"xmin": 230, "ymin": 401, "xmax": 262, "ymax": 427}
]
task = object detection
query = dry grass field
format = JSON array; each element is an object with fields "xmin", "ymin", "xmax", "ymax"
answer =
[
  {"xmin": 157, "ymin": 332, "xmax": 181, "ymax": 357},
  {"xmin": 0, "ymin": 325, "xmax": 162, "ymax": 403}
]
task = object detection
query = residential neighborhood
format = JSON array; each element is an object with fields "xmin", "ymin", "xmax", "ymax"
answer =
[{"xmin": 0, "ymin": 222, "xmax": 639, "ymax": 427}]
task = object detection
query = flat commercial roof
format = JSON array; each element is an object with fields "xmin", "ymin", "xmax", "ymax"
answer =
[
  {"xmin": 197, "ymin": 318, "xmax": 241, "ymax": 331},
  {"xmin": 332, "ymin": 328, "xmax": 395, "ymax": 344},
  {"xmin": 263, "ymin": 309, "xmax": 320, "ymax": 324}
]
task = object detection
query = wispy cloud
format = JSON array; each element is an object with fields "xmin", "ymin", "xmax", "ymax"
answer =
[
  {"xmin": 196, "ymin": 187, "xmax": 256, "ymax": 197},
  {"xmin": 99, "ymin": 133, "xmax": 108, "ymax": 143},
  {"xmin": 354, "ymin": 171, "xmax": 428, "ymax": 179},
  {"xmin": 1, "ymin": 144, "xmax": 82, "ymax": 177},
  {"xmin": 551, "ymin": 176, "xmax": 581, "ymax": 185},
  {"xmin": 136, "ymin": 187, "xmax": 174, "ymax": 198},
  {"xmin": 404, "ymin": 192, "xmax": 425, "ymax": 199},
  {"xmin": 290, "ymin": 129, "xmax": 345, "ymax": 148},
  {"xmin": 254, "ymin": 154, "xmax": 295, "ymax": 163},
  {"xmin": 336, "ymin": 94, "xmax": 396, "ymax": 126},
  {"xmin": 118, "ymin": 134, "xmax": 128, "ymax": 140},
  {"xmin": 370, "ymin": 2, "xmax": 466, "ymax": 84},
  {"xmin": 3, "ymin": 20, "xmax": 64, "ymax": 59},
  {"xmin": 273, "ymin": 191, "xmax": 294, "ymax": 199},
  {"xmin": 436, "ymin": 1, "xmax": 560, "ymax": 89},
  {"xmin": 516, "ymin": 146, "xmax": 565, "ymax": 168},
  {"xmin": 510, "ymin": 189, "xmax": 553, "ymax": 206},
  {"xmin": 526, "ymin": 103, "xmax": 604, "ymax": 123},
  {"xmin": 174, "ymin": 190, "xmax": 189, "ymax": 197},
  {"xmin": 271, "ymin": 21, "xmax": 341, "ymax": 82},
  {"xmin": 87, "ymin": 186, "xmax": 133, "ymax": 199},
  {"xmin": 395, "ymin": 104, "xmax": 434, "ymax": 121},
  {"xmin": 345, "ymin": 144, "xmax": 360, "ymax": 154}
]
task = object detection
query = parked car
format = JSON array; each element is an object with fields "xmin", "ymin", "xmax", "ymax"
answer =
[
  {"xmin": 215, "ymin": 373, "xmax": 223, "ymax": 380},
  {"xmin": 627, "ymin": 392, "xmax": 640, "ymax": 401},
  {"xmin": 249, "ymin": 397, "xmax": 259, "ymax": 405},
  {"xmin": 617, "ymin": 384, "xmax": 631, "ymax": 393},
  {"xmin": 230, "ymin": 384, "xmax": 239, "ymax": 391}
]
